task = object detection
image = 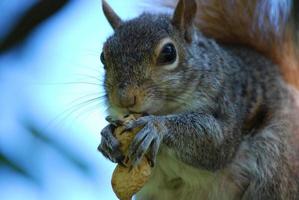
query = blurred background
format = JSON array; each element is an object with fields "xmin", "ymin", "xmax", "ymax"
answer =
[{"xmin": 0, "ymin": 0, "xmax": 166, "ymax": 199}]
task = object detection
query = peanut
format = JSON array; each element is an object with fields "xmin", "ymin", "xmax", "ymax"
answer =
[{"xmin": 111, "ymin": 115, "xmax": 152, "ymax": 200}]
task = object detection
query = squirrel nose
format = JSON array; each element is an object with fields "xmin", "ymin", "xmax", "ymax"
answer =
[{"xmin": 117, "ymin": 88, "xmax": 137, "ymax": 108}]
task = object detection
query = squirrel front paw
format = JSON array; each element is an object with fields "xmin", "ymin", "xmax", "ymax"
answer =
[
  {"xmin": 124, "ymin": 115, "xmax": 167, "ymax": 167},
  {"xmin": 98, "ymin": 124, "xmax": 125, "ymax": 164}
]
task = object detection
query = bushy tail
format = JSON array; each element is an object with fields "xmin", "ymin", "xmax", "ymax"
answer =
[{"xmin": 156, "ymin": 0, "xmax": 299, "ymax": 88}]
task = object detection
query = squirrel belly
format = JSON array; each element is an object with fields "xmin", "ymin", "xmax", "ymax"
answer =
[{"xmin": 135, "ymin": 146, "xmax": 240, "ymax": 200}]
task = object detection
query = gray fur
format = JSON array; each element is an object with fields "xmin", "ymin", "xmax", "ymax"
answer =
[{"xmin": 99, "ymin": 7, "xmax": 299, "ymax": 200}]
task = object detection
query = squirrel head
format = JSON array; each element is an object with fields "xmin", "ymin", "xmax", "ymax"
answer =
[{"xmin": 101, "ymin": 0, "xmax": 222, "ymax": 117}]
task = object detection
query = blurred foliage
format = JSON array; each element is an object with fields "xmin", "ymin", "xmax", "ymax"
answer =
[
  {"xmin": 0, "ymin": 151, "xmax": 35, "ymax": 181},
  {"xmin": 25, "ymin": 122, "xmax": 91, "ymax": 174},
  {"xmin": 0, "ymin": 0, "xmax": 69, "ymax": 53},
  {"xmin": 0, "ymin": 120, "xmax": 93, "ymax": 184},
  {"xmin": 0, "ymin": 0, "xmax": 92, "ymax": 183}
]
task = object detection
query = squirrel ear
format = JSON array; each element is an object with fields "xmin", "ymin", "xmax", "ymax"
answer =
[
  {"xmin": 102, "ymin": 0, "xmax": 122, "ymax": 30},
  {"xmin": 172, "ymin": 0, "xmax": 197, "ymax": 42}
]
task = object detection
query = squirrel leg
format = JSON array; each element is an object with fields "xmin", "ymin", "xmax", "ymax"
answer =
[
  {"xmin": 229, "ymin": 124, "xmax": 297, "ymax": 200},
  {"xmin": 162, "ymin": 112, "xmax": 242, "ymax": 171},
  {"xmin": 124, "ymin": 111, "xmax": 241, "ymax": 171}
]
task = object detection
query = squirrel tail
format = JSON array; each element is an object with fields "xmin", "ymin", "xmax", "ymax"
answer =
[{"xmin": 155, "ymin": 0, "xmax": 299, "ymax": 89}]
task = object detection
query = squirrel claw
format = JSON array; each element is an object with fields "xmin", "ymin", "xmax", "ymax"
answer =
[
  {"xmin": 99, "ymin": 124, "xmax": 125, "ymax": 163},
  {"xmin": 127, "ymin": 116, "xmax": 165, "ymax": 168}
]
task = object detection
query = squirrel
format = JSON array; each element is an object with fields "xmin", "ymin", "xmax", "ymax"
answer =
[{"xmin": 98, "ymin": 0, "xmax": 299, "ymax": 199}]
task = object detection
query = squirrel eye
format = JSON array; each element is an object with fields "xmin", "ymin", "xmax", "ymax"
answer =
[
  {"xmin": 157, "ymin": 43, "xmax": 177, "ymax": 65},
  {"xmin": 100, "ymin": 52, "xmax": 106, "ymax": 65}
]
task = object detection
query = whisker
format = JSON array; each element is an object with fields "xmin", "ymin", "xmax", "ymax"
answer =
[
  {"xmin": 48, "ymin": 94, "xmax": 107, "ymax": 127},
  {"xmin": 73, "ymin": 72, "xmax": 103, "ymax": 82},
  {"xmin": 65, "ymin": 93, "xmax": 104, "ymax": 106},
  {"xmin": 71, "ymin": 101, "xmax": 103, "ymax": 122},
  {"xmin": 42, "ymin": 81, "xmax": 102, "ymax": 87}
]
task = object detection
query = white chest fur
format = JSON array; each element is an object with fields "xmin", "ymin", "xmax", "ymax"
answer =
[{"xmin": 135, "ymin": 146, "xmax": 239, "ymax": 200}]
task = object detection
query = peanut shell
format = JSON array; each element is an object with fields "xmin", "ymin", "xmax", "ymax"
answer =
[{"xmin": 111, "ymin": 115, "xmax": 152, "ymax": 200}]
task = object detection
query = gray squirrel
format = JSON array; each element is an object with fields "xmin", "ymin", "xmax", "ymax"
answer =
[{"xmin": 98, "ymin": 0, "xmax": 299, "ymax": 199}]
